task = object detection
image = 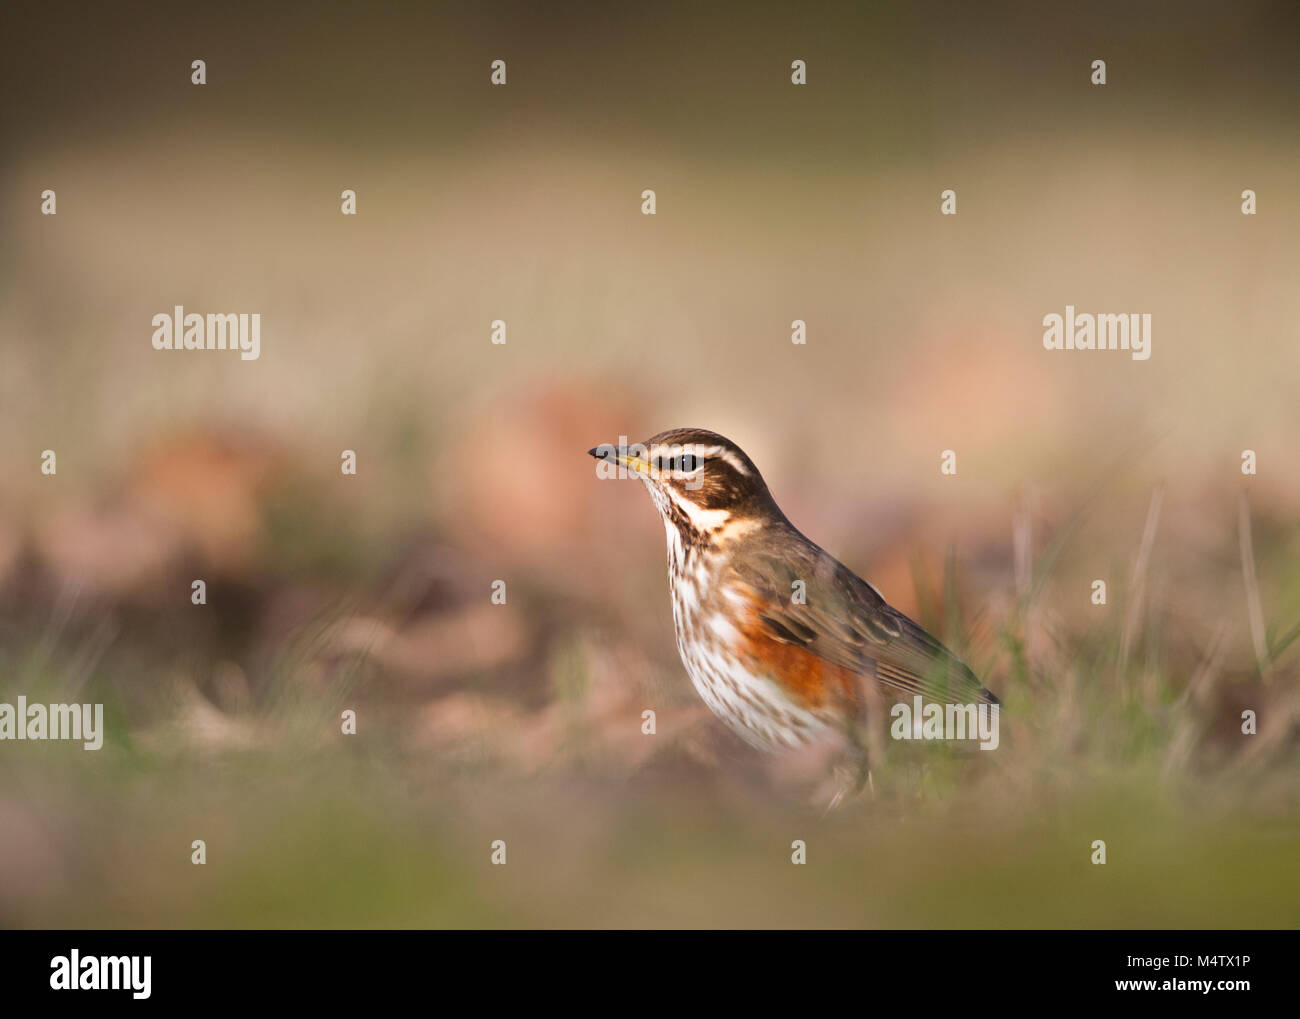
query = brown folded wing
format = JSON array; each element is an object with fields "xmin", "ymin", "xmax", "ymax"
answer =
[{"xmin": 728, "ymin": 530, "xmax": 997, "ymax": 708}]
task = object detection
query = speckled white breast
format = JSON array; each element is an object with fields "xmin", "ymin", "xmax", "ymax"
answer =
[{"xmin": 660, "ymin": 515, "xmax": 834, "ymax": 753}]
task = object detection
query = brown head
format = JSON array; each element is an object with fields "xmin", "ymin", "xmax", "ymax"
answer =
[{"xmin": 587, "ymin": 428, "xmax": 785, "ymax": 542}]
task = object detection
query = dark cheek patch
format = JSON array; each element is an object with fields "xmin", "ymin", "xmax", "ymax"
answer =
[
  {"xmin": 668, "ymin": 460, "xmax": 763, "ymax": 514},
  {"xmin": 699, "ymin": 476, "xmax": 742, "ymax": 509}
]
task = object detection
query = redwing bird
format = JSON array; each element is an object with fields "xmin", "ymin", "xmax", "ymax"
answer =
[{"xmin": 589, "ymin": 428, "xmax": 997, "ymax": 775}]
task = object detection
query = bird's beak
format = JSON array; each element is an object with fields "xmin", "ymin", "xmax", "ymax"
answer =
[{"xmin": 588, "ymin": 445, "xmax": 652, "ymax": 477}]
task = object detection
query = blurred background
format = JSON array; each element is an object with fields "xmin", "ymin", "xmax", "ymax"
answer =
[{"xmin": 1, "ymin": 0, "xmax": 1298, "ymax": 927}]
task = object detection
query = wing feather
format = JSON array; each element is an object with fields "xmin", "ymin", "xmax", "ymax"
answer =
[{"xmin": 729, "ymin": 532, "xmax": 997, "ymax": 707}]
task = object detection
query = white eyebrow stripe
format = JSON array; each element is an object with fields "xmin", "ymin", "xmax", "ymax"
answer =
[{"xmin": 716, "ymin": 450, "xmax": 751, "ymax": 476}]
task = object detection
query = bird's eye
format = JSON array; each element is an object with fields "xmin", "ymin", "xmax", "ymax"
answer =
[{"xmin": 661, "ymin": 455, "xmax": 701, "ymax": 473}]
